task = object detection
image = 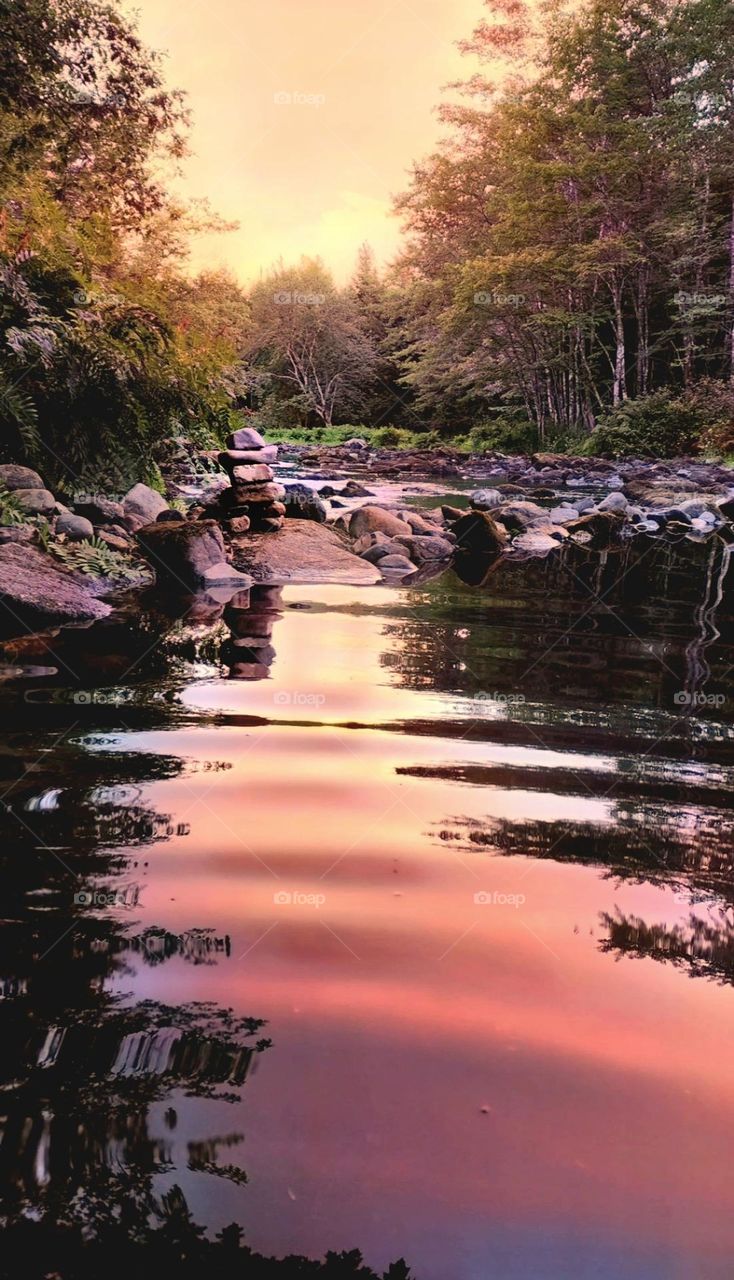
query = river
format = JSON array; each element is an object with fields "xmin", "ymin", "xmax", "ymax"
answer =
[{"xmin": 1, "ymin": 532, "xmax": 733, "ymax": 1278}]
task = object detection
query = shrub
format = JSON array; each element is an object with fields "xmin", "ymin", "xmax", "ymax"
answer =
[{"xmin": 587, "ymin": 392, "xmax": 704, "ymax": 458}]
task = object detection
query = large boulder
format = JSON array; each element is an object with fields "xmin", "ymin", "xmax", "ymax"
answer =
[
  {"xmin": 136, "ymin": 519, "xmax": 227, "ymax": 585},
  {"xmin": 123, "ymin": 482, "xmax": 168, "ymax": 530},
  {"xmin": 0, "ymin": 464, "xmax": 45, "ymax": 491},
  {"xmin": 230, "ymin": 521, "xmax": 381, "ymax": 585},
  {"xmin": 452, "ymin": 511, "xmax": 508, "ymax": 555},
  {"xmin": 0, "ymin": 544, "xmax": 111, "ymax": 631},
  {"xmin": 349, "ymin": 505, "xmax": 413, "ymax": 540}
]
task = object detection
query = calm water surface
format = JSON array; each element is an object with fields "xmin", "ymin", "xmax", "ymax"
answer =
[{"xmin": 1, "ymin": 536, "xmax": 734, "ymax": 1279}]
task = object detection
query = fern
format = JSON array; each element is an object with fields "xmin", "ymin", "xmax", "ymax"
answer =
[
  {"xmin": 0, "ymin": 482, "xmax": 28, "ymax": 526},
  {"xmin": 51, "ymin": 536, "xmax": 140, "ymax": 582},
  {"xmin": 0, "ymin": 371, "xmax": 41, "ymax": 461}
]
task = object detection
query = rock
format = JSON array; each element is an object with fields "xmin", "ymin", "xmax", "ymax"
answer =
[
  {"xmin": 0, "ymin": 525, "xmax": 35, "ymax": 545},
  {"xmin": 230, "ymin": 464, "xmax": 274, "ymax": 485},
  {"xmin": 718, "ymin": 496, "xmax": 734, "ymax": 521},
  {"xmin": 349, "ymin": 505, "xmax": 413, "ymax": 539},
  {"xmin": 229, "ymin": 521, "xmax": 382, "ymax": 585},
  {"xmin": 75, "ymin": 496, "xmax": 125, "ymax": 525},
  {"xmin": 199, "ymin": 562, "xmax": 253, "ymax": 589},
  {"xmin": 123, "ymin": 482, "xmax": 168, "ymax": 529},
  {"xmin": 136, "ymin": 519, "xmax": 227, "ymax": 586},
  {"xmin": 494, "ymin": 500, "xmax": 547, "ymax": 531},
  {"xmin": 512, "ymin": 531, "xmax": 559, "ymax": 555},
  {"xmin": 283, "ymin": 483, "xmax": 329, "ymax": 523},
  {"xmin": 229, "ymin": 481, "xmax": 286, "ymax": 506},
  {"xmin": 400, "ymin": 511, "xmax": 442, "ymax": 535},
  {"xmin": 56, "ymin": 513, "xmax": 94, "ymax": 541},
  {"xmin": 395, "ymin": 534, "xmax": 455, "ymax": 563},
  {"xmin": 353, "ymin": 532, "xmax": 390, "ymax": 554},
  {"xmin": 13, "ymin": 487, "xmax": 56, "ymax": 516},
  {"xmin": 343, "ymin": 437, "xmax": 368, "ymax": 449},
  {"xmin": 0, "ymin": 544, "xmax": 111, "ymax": 631},
  {"xmin": 452, "ymin": 511, "xmax": 508, "ymax": 555},
  {"xmin": 227, "ymin": 426, "xmax": 266, "ymax": 450},
  {"xmin": 360, "ymin": 541, "xmax": 404, "ymax": 564},
  {"xmin": 441, "ymin": 504, "xmax": 466, "ymax": 523},
  {"xmin": 597, "ymin": 492, "xmax": 629, "ymax": 514},
  {"xmin": 0, "ymin": 464, "xmax": 45, "ymax": 491},
  {"xmin": 378, "ymin": 554, "xmax": 417, "ymax": 575},
  {"xmin": 156, "ymin": 509, "xmax": 185, "ymax": 523},
  {"xmin": 471, "ymin": 488, "xmax": 503, "ymax": 511},
  {"xmin": 224, "ymin": 515, "xmax": 251, "ymax": 535},
  {"xmin": 343, "ymin": 480, "xmax": 373, "ymax": 497},
  {"xmin": 218, "ymin": 447, "xmax": 278, "ymax": 468},
  {"xmin": 95, "ymin": 530, "xmax": 130, "ymax": 552},
  {"xmin": 549, "ymin": 505, "xmax": 579, "ymax": 524}
]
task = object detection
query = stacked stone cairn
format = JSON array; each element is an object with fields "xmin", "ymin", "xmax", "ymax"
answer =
[{"xmin": 215, "ymin": 426, "xmax": 286, "ymax": 534}]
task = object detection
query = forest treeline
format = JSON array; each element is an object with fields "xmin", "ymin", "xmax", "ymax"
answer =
[{"xmin": 2, "ymin": 0, "xmax": 734, "ymax": 488}]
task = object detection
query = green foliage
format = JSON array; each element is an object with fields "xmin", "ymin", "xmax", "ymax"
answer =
[
  {"xmin": 458, "ymin": 415, "xmax": 538, "ymax": 454},
  {"xmin": 0, "ymin": 482, "xmax": 27, "ymax": 525},
  {"xmin": 587, "ymin": 393, "xmax": 706, "ymax": 458},
  {"xmin": 51, "ymin": 536, "xmax": 139, "ymax": 582}
]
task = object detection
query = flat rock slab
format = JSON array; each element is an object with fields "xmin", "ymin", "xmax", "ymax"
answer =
[
  {"xmin": 0, "ymin": 544, "xmax": 112, "ymax": 632},
  {"xmin": 230, "ymin": 522, "xmax": 381, "ymax": 585}
]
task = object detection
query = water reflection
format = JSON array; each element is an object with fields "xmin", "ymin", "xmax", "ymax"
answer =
[{"xmin": 1, "ymin": 536, "xmax": 734, "ymax": 1277}]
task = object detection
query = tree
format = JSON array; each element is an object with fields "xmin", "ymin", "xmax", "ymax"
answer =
[{"xmin": 246, "ymin": 258, "xmax": 377, "ymax": 426}]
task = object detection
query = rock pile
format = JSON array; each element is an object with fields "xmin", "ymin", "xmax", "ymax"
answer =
[{"xmin": 210, "ymin": 427, "xmax": 286, "ymax": 534}]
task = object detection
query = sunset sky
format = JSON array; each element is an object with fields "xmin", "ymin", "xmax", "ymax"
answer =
[{"xmin": 127, "ymin": 0, "xmax": 485, "ymax": 283}]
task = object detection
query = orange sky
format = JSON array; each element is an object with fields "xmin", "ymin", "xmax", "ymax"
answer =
[{"xmin": 126, "ymin": 0, "xmax": 485, "ymax": 283}]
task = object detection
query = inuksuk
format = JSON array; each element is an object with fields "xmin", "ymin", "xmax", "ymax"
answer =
[{"xmin": 214, "ymin": 425, "xmax": 286, "ymax": 534}]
